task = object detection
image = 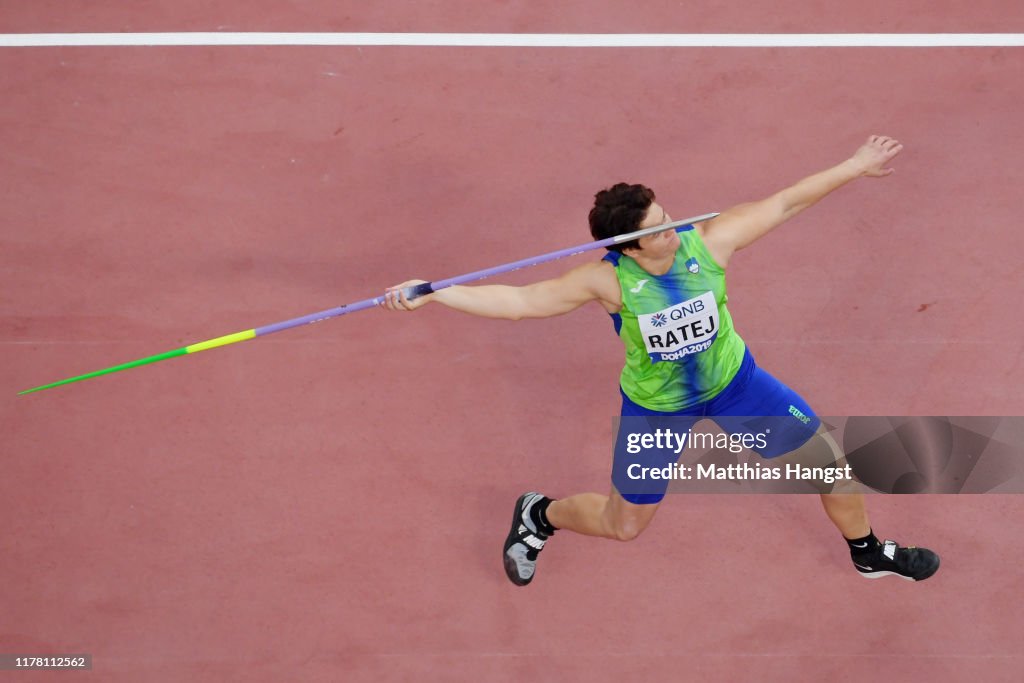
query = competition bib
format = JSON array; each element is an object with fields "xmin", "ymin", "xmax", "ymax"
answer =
[{"xmin": 638, "ymin": 291, "xmax": 719, "ymax": 362}]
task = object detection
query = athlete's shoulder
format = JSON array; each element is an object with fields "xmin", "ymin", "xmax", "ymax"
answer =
[
  {"xmin": 689, "ymin": 217, "xmax": 731, "ymax": 269},
  {"xmin": 568, "ymin": 258, "xmax": 619, "ymax": 288},
  {"xmin": 562, "ymin": 258, "xmax": 621, "ymax": 312}
]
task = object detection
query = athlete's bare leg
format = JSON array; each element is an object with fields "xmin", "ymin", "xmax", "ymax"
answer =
[
  {"xmin": 820, "ymin": 490, "xmax": 870, "ymax": 538},
  {"xmin": 772, "ymin": 423, "xmax": 872, "ymax": 538},
  {"xmin": 546, "ymin": 489, "xmax": 659, "ymax": 541}
]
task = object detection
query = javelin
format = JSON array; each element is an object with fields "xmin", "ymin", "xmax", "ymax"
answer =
[{"xmin": 18, "ymin": 212, "xmax": 718, "ymax": 395}]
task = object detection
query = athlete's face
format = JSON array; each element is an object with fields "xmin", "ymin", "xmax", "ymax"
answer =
[{"xmin": 630, "ymin": 202, "xmax": 678, "ymax": 257}]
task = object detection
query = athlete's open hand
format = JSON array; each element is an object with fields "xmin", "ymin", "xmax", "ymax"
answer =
[
  {"xmin": 381, "ymin": 279, "xmax": 433, "ymax": 312},
  {"xmin": 850, "ymin": 135, "xmax": 903, "ymax": 177}
]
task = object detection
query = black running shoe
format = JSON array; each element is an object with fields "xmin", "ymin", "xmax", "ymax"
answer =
[
  {"xmin": 502, "ymin": 492, "xmax": 551, "ymax": 586},
  {"xmin": 853, "ymin": 539, "xmax": 940, "ymax": 581}
]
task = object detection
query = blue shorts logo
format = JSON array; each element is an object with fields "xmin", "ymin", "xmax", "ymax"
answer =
[
  {"xmin": 788, "ymin": 405, "xmax": 811, "ymax": 424},
  {"xmin": 685, "ymin": 257, "xmax": 700, "ymax": 274}
]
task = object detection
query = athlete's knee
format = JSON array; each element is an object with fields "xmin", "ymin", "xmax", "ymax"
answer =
[
  {"xmin": 602, "ymin": 488, "xmax": 659, "ymax": 541},
  {"xmin": 610, "ymin": 519, "xmax": 647, "ymax": 542},
  {"xmin": 604, "ymin": 508, "xmax": 654, "ymax": 542}
]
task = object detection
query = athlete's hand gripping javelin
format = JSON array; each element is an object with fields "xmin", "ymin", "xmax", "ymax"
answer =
[{"xmin": 381, "ymin": 279, "xmax": 432, "ymax": 312}]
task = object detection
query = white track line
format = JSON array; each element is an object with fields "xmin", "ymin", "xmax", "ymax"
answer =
[{"xmin": 0, "ymin": 32, "xmax": 1022, "ymax": 47}]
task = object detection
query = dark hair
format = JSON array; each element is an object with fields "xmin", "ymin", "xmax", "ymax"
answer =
[{"xmin": 588, "ymin": 183, "xmax": 656, "ymax": 253}]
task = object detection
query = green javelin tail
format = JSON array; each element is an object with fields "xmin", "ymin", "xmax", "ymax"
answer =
[
  {"xmin": 18, "ymin": 347, "xmax": 189, "ymax": 395},
  {"xmin": 17, "ymin": 329, "xmax": 257, "ymax": 395}
]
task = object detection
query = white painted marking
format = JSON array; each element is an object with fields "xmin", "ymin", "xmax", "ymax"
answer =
[{"xmin": 0, "ymin": 33, "xmax": 1022, "ymax": 48}]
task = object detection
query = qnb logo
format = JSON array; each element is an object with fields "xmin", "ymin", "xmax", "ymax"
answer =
[
  {"xmin": 788, "ymin": 405, "xmax": 811, "ymax": 424},
  {"xmin": 651, "ymin": 299, "xmax": 706, "ymax": 327}
]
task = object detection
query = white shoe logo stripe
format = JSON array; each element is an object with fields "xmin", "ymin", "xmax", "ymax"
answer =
[
  {"xmin": 517, "ymin": 524, "xmax": 546, "ymax": 549},
  {"xmin": 523, "ymin": 535, "xmax": 545, "ymax": 550}
]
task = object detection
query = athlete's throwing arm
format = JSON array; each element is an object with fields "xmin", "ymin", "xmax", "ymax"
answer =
[{"xmin": 381, "ymin": 135, "xmax": 902, "ymax": 315}]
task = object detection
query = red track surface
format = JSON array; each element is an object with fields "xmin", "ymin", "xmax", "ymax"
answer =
[
  {"xmin": 2, "ymin": 9, "xmax": 1024, "ymax": 683},
  {"xmin": 2, "ymin": 1, "xmax": 1024, "ymax": 32}
]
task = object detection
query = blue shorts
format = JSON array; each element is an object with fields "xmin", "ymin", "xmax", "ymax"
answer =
[{"xmin": 612, "ymin": 348, "xmax": 821, "ymax": 504}]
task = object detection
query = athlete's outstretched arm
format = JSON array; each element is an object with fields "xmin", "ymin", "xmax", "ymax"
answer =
[
  {"xmin": 381, "ymin": 260, "xmax": 618, "ymax": 320},
  {"xmin": 699, "ymin": 135, "xmax": 902, "ymax": 267}
]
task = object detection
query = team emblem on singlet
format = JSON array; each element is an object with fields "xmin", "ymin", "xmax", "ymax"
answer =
[{"xmin": 638, "ymin": 291, "xmax": 719, "ymax": 362}]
